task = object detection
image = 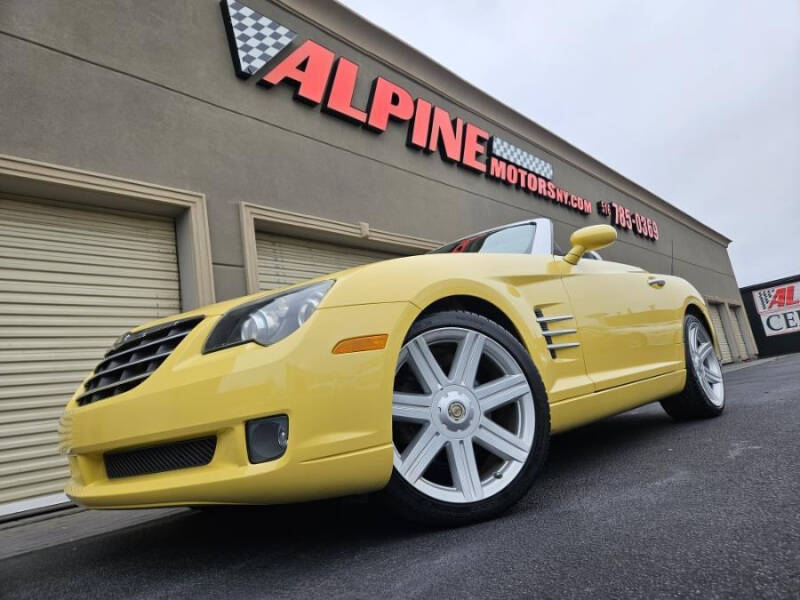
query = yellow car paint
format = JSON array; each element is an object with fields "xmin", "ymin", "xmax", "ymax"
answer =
[
  {"xmin": 563, "ymin": 224, "xmax": 617, "ymax": 265},
  {"xmin": 61, "ymin": 245, "xmax": 720, "ymax": 509},
  {"xmin": 558, "ymin": 258, "xmax": 686, "ymax": 390}
]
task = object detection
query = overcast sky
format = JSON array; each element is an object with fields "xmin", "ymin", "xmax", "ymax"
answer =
[{"xmin": 338, "ymin": 0, "xmax": 799, "ymax": 287}]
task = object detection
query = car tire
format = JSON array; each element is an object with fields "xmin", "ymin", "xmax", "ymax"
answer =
[
  {"xmin": 381, "ymin": 309, "xmax": 550, "ymax": 526},
  {"xmin": 660, "ymin": 314, "xmax": 725, "ymax": 421}
]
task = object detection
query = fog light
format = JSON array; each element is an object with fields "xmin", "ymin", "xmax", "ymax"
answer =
[{"xmin": 246, "ymin": 415, "xmax": 289, "ymax": 463}]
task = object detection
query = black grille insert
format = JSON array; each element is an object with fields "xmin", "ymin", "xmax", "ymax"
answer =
[
  {"xmin": 104, "ymin": 436, "xmax": 217, "ymax": 479},
  {"xmin": 78, "ymin": 317, "xmax": 203, "ymax": 406}
]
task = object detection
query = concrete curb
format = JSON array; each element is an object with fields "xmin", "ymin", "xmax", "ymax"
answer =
[{"xmin": 722, "ymin": 356, "xmax": 779, "ymax": 374}]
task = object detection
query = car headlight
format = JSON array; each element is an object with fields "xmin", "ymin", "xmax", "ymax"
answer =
[{"xmin": 204, "ymin": 280, "xmax": 334, "ymax": 353}]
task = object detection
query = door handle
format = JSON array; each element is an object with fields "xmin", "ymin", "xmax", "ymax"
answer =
[{"xmin": 648, "ymin": 278, "xmax": 666, "ymax": 288}]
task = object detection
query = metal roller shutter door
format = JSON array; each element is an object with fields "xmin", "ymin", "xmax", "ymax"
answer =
[
  {"xmin": 731, "ymin": 306, "xmax": 750, "ymax": 360},
  {"xmin": 707, "ymin": 303, "xmax": 732, "ymax": 364},
  {"xmin": 0, "ymin": 197, "xmax": 180, "ymax": 509},
  {"xmin": 255, "ymin": 232, "xmax": 401, "ymax": 291}
]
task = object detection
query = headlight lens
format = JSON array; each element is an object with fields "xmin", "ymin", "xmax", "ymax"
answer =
[{"xmin": 204, "ymin": 280, "xmax": 334, "ymax": 353}]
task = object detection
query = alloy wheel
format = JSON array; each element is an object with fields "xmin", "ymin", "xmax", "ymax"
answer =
[
  {"xmin": 392, "ymin": 327, "xmax": 535, "ymax": 503},
  {"xmin": 688, "ymin": 320, "xmax": 724, "ymax": 407}
]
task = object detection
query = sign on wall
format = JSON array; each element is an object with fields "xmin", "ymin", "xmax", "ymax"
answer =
[
  {"xmin": 220, "ymin": 0, "xmax": 659, "ymax": 240},
  {"xmin": 597, "ymin": 201, "xmax": 659, "ymax": 241},
  {"xmin": 752, "ymin": 281, "xmax": 800, "ymax": 337}
]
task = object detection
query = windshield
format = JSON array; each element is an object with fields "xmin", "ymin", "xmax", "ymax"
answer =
[{"xmin": 432, "ymin": 223, "xmax": 536, "ymax": 254}]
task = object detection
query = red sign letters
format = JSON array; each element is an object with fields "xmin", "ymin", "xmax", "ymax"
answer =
[
  {"xmin": 260, "ymin": 39, "xmax": 659, "ymax": 239},
  {"xmin": 597, "ymin": 201, "xmax": 659, "ymax": 240}
]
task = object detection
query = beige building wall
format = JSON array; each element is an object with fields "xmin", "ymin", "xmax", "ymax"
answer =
[{"xmin": 0, "ymin": 0, "xmax": 751, "ymax": 351}]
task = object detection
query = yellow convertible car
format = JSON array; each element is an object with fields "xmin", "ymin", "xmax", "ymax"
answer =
[{"xmin": 59, "ymin": 219, "xmax": 724, "ymax": 525}]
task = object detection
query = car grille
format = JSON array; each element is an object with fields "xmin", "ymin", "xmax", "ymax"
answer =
[
  {"xmin": 104, "ymin": 436, "xmax": 217, "ymax": 479},
  {"xmin": 77, "ymin": 317, "xmax": 203, "ymax": 406}
]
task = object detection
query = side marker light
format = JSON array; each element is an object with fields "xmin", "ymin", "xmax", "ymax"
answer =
[{"xmin": 332, "ymin": 334, "xmax": 389, "ymax": 354}]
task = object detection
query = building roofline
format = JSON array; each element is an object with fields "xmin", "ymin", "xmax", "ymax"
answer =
[
  {"xmin": 275, "ymin": 0, "xmax": 732, "ymax": 246},
  {"xmin": 740, "ymin": 274, "xmax": 800, "ymax": 292}
]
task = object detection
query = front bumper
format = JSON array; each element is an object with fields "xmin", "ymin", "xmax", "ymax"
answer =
[{"xmin": 60, "ymin": 302, "xmax": 416, "ymax": 508}]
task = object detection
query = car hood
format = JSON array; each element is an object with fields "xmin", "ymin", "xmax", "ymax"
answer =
[
  {"xmin": 128, "ymin": 263, "xmax": 378, "ymax": 332},
  {"xmin": 129, "ymin": 252, "xmax": 559, "ymax": 333}
]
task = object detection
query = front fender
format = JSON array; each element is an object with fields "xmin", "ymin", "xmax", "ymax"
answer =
[
  {"xmin": 406, "ymin": 277, "xmax": 551, "ymax": 373},
  {"xmin": 322, "ymin": 254, "xmax": 565, "ymax": 394},
  {"xmin": 679, "ymin": 283, "xmax": 721, "ymax": 358}
]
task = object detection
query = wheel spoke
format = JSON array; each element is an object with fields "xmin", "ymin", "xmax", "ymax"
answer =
[
  {"xmin": 395, "ymin": 347, "xmax": 409, "ymax": 374},
  {"xmin": 474, "ymin": 419, "xmax": 529, "ymax": 463},
  {"xmin": 392, "ymin": 392, "xmax": 432, "ymax": 422},
  {"xmin": 447, "ymin": 439, "xmax": 483, "ymax": 501},
  {"xmin": 407, "ymin": 337, "xmax": 448, "ymax": 394},
  {"xmin": 475, "ymin": 374, "xmax": 529, "ymax": 413},
  {"xmin": 705, "ymin": 369, "xmax": 723, "ymax": 384},
  {"xmin": 688, "ymin": 324, "xmax": 698, "ymax": 351},
  {"xmin": 450, "ymin": 331, "xmax": 484, "ymax": 386},
  {"xmin": 397, "ymin": 425, "xmax": 444, "ymax": 482},
  {"xmin": 698, "ymin": 342, "xmax": 714, "ymax": 362}
]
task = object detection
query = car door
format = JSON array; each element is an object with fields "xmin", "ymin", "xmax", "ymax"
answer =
[{"xmin": 558, "ymin": 257, "xmax": 683, "ymax": 391}]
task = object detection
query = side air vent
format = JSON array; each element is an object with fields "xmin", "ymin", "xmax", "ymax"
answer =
[{"xmin": 535, "ymin": 309, "xmax": 580, "ymax": 358}]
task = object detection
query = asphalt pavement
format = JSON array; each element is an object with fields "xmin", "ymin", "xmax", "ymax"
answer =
[{"xmin": 3, "ymin": 354, "xmax": 798, "ymax": 599}]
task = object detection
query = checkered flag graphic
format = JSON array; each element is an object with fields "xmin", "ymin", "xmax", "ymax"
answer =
[
  {"xmin": 221, "ymin": 0, "xmax": 296, "ymax": 79},
  {"xmin": 756, "ymin": 288, "xmax": 775, "ymax": 312},
  {"xmin": 489, "ymin": 136, "xmax": 554, "ymax": 180}
]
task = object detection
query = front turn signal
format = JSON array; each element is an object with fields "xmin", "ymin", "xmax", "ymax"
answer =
[{"xmin": 332, "ymin": 334, "xmax": 388, "ymax": 354}]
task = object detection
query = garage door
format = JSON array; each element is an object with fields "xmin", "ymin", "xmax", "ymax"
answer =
[
  {"xmin": 255, "ymin": 232, "xmax": 401, "ymax": 291},
  {"xmin": 707, "ymin": 303, "xmax": 732, "ymax": 363},
  {"xmin": 731, "ymin": 306, "xmax": 750, "ymax": 360},
  {"xmin": 0, "ymin": 197, "xmax": 180, "ymax": 510}
]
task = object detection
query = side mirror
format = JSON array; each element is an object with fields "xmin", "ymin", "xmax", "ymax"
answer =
[{"xmin": 563, "ymin": 225, "xmax": 617, "ymax": 265}]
